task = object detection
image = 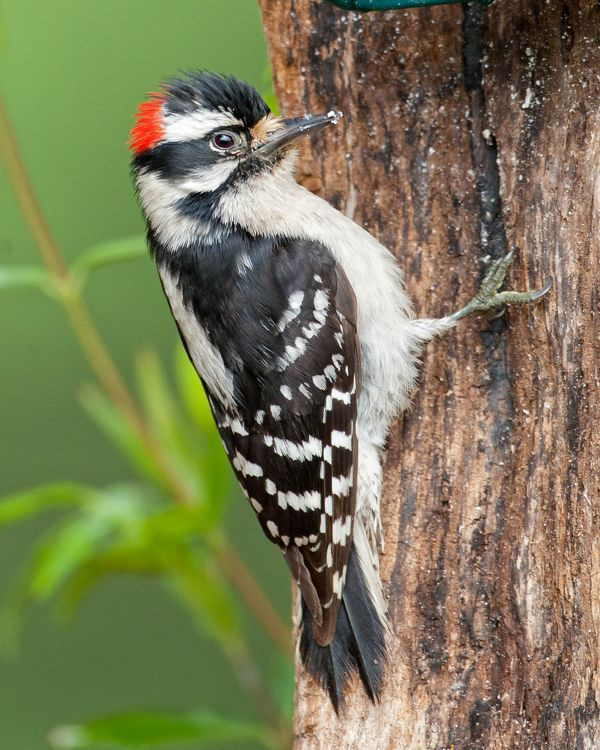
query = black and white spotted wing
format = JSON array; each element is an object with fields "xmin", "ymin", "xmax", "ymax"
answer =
[{"xmin": 203, "ymin": 236, "xmax": 359, "ymax": 647}]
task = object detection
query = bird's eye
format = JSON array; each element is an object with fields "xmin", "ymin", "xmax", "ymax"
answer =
[{"xmin": 210, "ymin": 131, "xmax": 237, "ymax": 151}]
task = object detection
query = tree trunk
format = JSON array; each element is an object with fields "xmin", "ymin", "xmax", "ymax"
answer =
[{"xmin": 258, "ymin": 1, "xmax": 600, "ymax": 747}]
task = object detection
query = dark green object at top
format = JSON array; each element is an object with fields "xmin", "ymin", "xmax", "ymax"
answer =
[{"xmin": 325, "ymin": 0, "xmax": 492, "ymax": 10}]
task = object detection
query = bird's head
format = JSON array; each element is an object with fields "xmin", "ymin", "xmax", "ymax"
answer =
[{"xmin": 130, "ymin": 71, "xmax": 341, "ymax": 247}]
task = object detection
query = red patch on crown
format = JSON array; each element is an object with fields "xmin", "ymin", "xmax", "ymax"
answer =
[{"xmin": 129, "ymin": 94, "xmax": 166, "ymax": 155}]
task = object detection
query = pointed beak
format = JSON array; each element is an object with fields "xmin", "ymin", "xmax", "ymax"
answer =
[{"xmin": 255, "ymin": 111, "xmax": 343, "ymax": 157}]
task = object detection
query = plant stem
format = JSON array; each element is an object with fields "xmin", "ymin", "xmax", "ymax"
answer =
[
  {"xmin": 0, "ymin": 91, "xmax": 291, "ymax": 654},
  {"xmin": 224, "ymin": 640, "xmax": 292, "ymax": 748},
  {"xmin": 0, "ymin": 97, "xmax": 68, "ymax": 280},
  {"xmin": 215, "ymin": 539, "xmax": 292, "ymax": 654}
]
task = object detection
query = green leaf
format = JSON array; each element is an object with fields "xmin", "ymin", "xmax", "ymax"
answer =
[
  {"xmin": 135, "ymin": 349, "xmax": 180, "ymax": 439},
  {"xmin": 70, "ymin": 236, "xmax": 147, "ymax": 286},
  {"xmin": 49, "ymin": 710, "xmax": 275, "ymax": 749},
  {"xmin": 134, "ymin": 349, "xmax": 202, "ymax": 497},
  {"xmin": 169, "ymin": 550, "xmax": 243, "ymax": 648},
  {"xmin": 20, "ymin": 484, "xmax": 155, "ymax": 606},
  {"xmin": 172, "ymin": 344, "xmax": 235, "ymax": 508},
  {"xmin": 79, "ymin": 384, "xmax": 165, "ymax": 489},
  {"xmin": 0, "ymin": 265, "xmax": 52, "ymax": 292},
  {"xmin": 27, "ymin": 514, "xmax": 111, "ymax": 600},
  {"xmin": 55, "ymin": 500, "xmax": 218, "ymax": 617},
  {"xmin": 0, "ymin": 483, "xmax": 92, "ymax": 526}
]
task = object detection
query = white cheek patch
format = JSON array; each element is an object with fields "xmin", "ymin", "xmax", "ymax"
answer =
[
  {"xmin": 181, "ymin": 160, "xmax": 238, "ymax": 194},
  {"xmin": 136, "ymin": 169, "xmax": 216, "ymax": 249},
  {"xmin": 163, "ymin": 107, "xmax": 242, "ymax": 142}
]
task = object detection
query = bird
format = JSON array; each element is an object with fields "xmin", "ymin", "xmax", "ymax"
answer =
[{"xmin": 129, "ymin": 71, "xmax": 550, "ymax": 710}]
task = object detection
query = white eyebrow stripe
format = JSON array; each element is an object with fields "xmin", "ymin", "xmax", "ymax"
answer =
[{"xmin": 163, "ymin": 108, "xmax": 243, "ymax": 142}]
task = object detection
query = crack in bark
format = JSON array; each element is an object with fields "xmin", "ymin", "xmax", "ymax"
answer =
[
  {"xmin": 462, "ymin": 2, "xmax": 507, "ymax": 263},
  {"xmin": 460, "ymin": 6, "xmax": 523, "ymax": 748}
]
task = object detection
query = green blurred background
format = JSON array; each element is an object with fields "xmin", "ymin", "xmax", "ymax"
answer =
[{"xmin": 0, "ymin": 2, "xmax": 291, "ymax": 748}]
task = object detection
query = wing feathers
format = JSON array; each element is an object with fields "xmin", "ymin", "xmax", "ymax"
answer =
[
  {"xmin": 184, "ymin": 237, "xmax": 359, "ymax": 647},
  {"xmin": 284, "ymin": 546, "xmax": 323, "ymax": 626}
]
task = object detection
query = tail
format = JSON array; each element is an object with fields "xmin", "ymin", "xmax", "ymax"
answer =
[{"xmin": 298, "ymin": 520, "xmax": 388, "ymax": 711}]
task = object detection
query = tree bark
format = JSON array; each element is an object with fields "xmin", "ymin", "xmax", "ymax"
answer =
[{"xmin": 258, "ymin": 1, "xmax": 600, "ymax": 747}]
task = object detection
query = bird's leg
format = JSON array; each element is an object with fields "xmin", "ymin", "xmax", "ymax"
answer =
[
  {"xmin": 447, "ymin": 250, "xmax": 552, "ymax": 324},
  {"xmin": 410, "ymin": 251, "xmax": 551, "ymax": 343}
]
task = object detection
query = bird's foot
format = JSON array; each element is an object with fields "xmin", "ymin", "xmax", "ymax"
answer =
[{"xmin": 449, "ymin": 250, "xmax": 552, "ymax": 323}]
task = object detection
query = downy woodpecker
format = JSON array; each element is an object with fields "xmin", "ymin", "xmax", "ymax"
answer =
[{"xmin": 130, "ymin": 72, "xmax": 550, "ymax": 710}]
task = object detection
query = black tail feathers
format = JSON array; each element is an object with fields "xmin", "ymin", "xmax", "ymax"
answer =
[{"xmin": 298, "ymin": 543, "xmax": 387, "ymax": 712}]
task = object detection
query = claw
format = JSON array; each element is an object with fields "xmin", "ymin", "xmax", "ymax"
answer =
[
  {"xmin": 529, "ymin": 278, "xmax": 553, "ymax": 301},
  {"xmin": 449, "ymin": 252, "xmax": 552, "ymax": 323}
]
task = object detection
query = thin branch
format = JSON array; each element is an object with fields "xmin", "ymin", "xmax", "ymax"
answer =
[
  {"xmin": 216, "ymin": 539, "xmax": 292, "ymax": 655},
  {"xmin": 224, "ymin": 640, "xmax": 293, "ymax": 749},
  {"xmin": 0, "ymin": 96, "xmax": 68, "ymax": 280},
  {"xmin": 0, "ymin": 91, "xmax": 291, "ymax": 654}
]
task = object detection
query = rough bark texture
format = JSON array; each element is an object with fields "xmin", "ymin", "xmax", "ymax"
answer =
[{"xmin": 258, "ymin": 1, "xmax": 600, "ymax": 748}]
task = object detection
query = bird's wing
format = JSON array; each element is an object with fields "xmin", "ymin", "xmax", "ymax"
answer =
[{"xmin": 208, "ymin": 237, "xmax": 359, "ymax": 646}]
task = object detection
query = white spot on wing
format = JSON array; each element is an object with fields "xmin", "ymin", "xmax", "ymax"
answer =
[
  {"xmin": 332, "ymin": 473, "xmax": 353, "ymax": 496},
  {"xmin": 277, "ymin": 337, "xmax": 308, "ymax": 370},
  {"xmin": 299, "ymin": 383, "xmax": 311, "ymax": 398},
  {"xmin": 277, "ymin": 490, "xmax": 321, "ymax": 511},
  {"xmin": 302, "ymin": 320, "xmax": 324, "ymax": 339},
  {"xmin": 232, "ymin": 451, "xmax": 264, "ymax": 478},
  {"xmin": 332, "ymin": 430, "xmax": 352, "ymax": 450},
  {"xmin": 236, "ymin": 252, "xmax": 253, "ymax": 275},
  {"xmin": 271, "ymin": 436, "xmax": 322, "ymax": 461},
  {"xmin": 332, "ymin": 515, "xmax": 352, "ymax": 545},
  {"xmin": 277, "ymin": 291, "xmax": 304, "ymax": 332},
  {"xmin": 314, "ymin": 289, "xmax": 329, "ymax": 311},
  {"xmin": 332, "ymin": 570, "xmax": 344, "ymax": 598},
  {"xmin": 312, "ymin": 374, "xmax": 327, "ymax": 390},
  {"xmin": 230, "ymin": 417, "xmax": 248, "ymax": 436},
  {"xmin": 332, "ymin": 388, "xmax": 351, "ymax": 404}
]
